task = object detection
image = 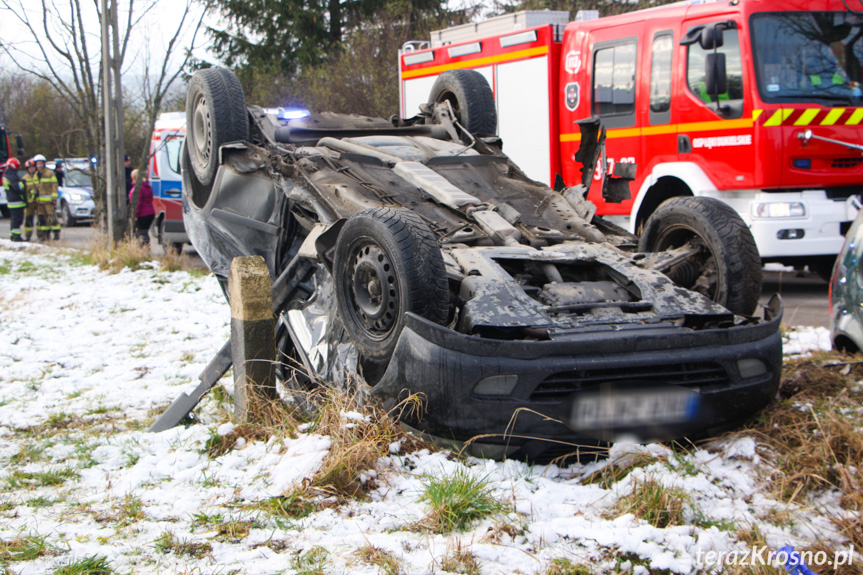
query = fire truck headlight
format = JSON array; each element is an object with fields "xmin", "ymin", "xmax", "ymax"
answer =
[{"xmin": 752, "ymin": 201, "xmax": 806, "ymax": 219}]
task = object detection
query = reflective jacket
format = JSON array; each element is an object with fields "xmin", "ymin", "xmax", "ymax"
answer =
[
  {"xmin": 33, "ymin": 168, "xmax": 58, "ymax": 202},
  {"xmin": 2, "ymin": 168, "xmax": 26, "ymax": 207},
  {"xmin": 22, "ymin": 172, "xmax": 38, "ymax": 203}
]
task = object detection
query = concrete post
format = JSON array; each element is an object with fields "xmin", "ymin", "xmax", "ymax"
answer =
[{"xmin": 228, "ymin": 256, "xmax": 277, "ymax": 421}]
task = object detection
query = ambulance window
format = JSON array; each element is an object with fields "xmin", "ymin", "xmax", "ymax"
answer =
[
  {"xmin": 592, "ymin": 39, "xmax": 637, "ymax": 127},
  {"xmin": 687, "ymin": 27, "xmax": 744, "ymax": 119},
  {"xmin": 165, "ymin": 136, "xmax": 183, "ymax": 175},
  {"xmin": 650, "ymin": 32, "xmax": 673, "ymax": 125}
]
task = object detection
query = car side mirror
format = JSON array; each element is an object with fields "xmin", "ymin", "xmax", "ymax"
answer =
[
  {"xmin": 700, "ymin": 26, "xmax": 724, "ymax": 50},
  {"xmin": 705, "ymin": 52, "xmax": 728, "ymax": 96}
]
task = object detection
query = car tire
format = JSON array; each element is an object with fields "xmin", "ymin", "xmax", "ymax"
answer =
[
  {"xmin": 638, "ymin": 196, "xmax": 762, "ymax": 316},
  {"xmin": 185, "ymin": 67, "xmax": 249, "ymax": 187},
  {"xmin": 59, "ymin": 201, "xmax": 76, "ymax": 227},
  {"xmin": 334, "ymin": 207, "xmax": 450, "ymax": 360},
  {"xmin": 809, "ymin": 255, "xmax": 837, "ymax": 283},
  {"xmin": 428, "ymin": 69, "xmax": 497, "ymax": 136}
]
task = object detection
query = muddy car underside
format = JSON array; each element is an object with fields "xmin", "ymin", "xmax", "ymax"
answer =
[{"xmin": 182, "ymin": 68, "xmax": 782, "ymax": 461}]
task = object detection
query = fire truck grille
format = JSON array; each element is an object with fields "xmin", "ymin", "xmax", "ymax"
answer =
[
  {"xmin": 831, "ymin": 158, "xmax": 862, "ymax": 169},
  {"xmin": 529, "ymin": 362, "xmax": 730, "ymax": 402}
]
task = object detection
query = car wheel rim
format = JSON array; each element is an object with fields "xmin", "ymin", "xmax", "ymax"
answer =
[
  {"xmin": 653, "ymin": 224, "xmax": 721, "ymax": 302},
  {"xmin": 192, "ymin": 94, "xmax": 211, "ymax": 167},
  {"xmin": 348, "ymin": 241, "xmax": 399, "ymax": 338}
]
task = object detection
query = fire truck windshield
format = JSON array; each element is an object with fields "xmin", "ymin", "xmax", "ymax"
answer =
[{"xmin": 751, "ymin": 12, "xmax": 863, "ymax": 106}]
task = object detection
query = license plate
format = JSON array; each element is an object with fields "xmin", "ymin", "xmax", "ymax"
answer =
[{"xmin": 572, "ymin": 387, "xmax": 699, "ymax": 428}]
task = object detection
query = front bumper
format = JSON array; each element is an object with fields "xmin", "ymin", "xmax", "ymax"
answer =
[{"xmin": 372, "ymin": 300, "xmax": 783, "ymax": 461}]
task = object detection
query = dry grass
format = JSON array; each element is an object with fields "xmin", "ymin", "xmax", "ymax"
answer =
[
  {"xmin": 440, "ymin": 541, "xmax": 480, "ymax": 575},
  {"xmin": 354, "ymin": 543, "xmax": 402, "ymax": 575},
  {"xmin": 738, "ymin": 354, "xmax": 863, "ymax": 574},
  {"xmin": 72, "ymin": 234, "xmax": 206, "ymax": 275},
  {"xmin": 609, "ymin": 477, "xmax": 689, "ymax": 528},
  {"xmin": 302, "ymin": 384, "xmax": 433, "ymax": 500}
]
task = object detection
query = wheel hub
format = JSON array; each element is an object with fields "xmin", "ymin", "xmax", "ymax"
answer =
[
  {"xmin": 349, "ymin": 243, "xmax": 398, "ymax": 336},
  {"xmin": 656, "ymin": 231, "xmax": 719, "ymax": 301},
  {"xmin": 192, "ymin": 95, "xmax": 211, "ymax": 162}
]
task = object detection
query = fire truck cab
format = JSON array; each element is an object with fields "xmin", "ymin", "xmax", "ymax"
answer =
[{"xmin": 400, "ymin": 0, "xmax": 863, "ymax": 274}]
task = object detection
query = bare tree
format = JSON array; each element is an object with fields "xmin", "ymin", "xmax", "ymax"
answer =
[{"xmin": 0, "ymin": 0, "xmax": 205, "ymax": 237}]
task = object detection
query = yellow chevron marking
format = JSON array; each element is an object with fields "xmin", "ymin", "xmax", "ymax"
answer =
[
  {"xmin": 821, "ymin": 108, "xmax": 846, "ymax": 126},
  {"xmin": 848, "ymin": 109, "xmax": 863, "ymax": 125},
  {"xmin": 763, "ymin": 109, "xmax": 786, "ymax": 127},
  {"xmin": 794, "ymin": 109, "xmax": 820, "ymax": 126}
]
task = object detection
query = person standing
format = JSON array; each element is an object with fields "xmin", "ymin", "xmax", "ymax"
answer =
[
  {"xmin": 129, "ymin": 169, "xmax": 155, "ymax": 244},
  {"xmin": 22, "ymin": 159, "xmax": 38, "ymax": 241},
  {"xmin": 3, "ymin": 158, "xmax": 26, "ymax": 242},
  {"xmin": 32, "ymin": 154, "xmax": 60, "ymax": 241}
]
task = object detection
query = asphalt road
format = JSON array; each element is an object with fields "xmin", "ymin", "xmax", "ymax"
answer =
[{"xmin": 0, "ymin": 216, "xmax": 833, "ymax": 327}]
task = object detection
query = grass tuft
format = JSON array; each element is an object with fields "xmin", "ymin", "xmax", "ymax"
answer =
[
  {"xmin": 440, "ymin": 541, "xmax": 480, "ymax": 575},
  {"xmin": 251, "ymin": 486, "xmax": 319, "ymax": 522},
  {"xmin": 153, "ymin": 531, "xmax": 212, "ymax": 559},
  {"xmin": 420, "ymin": 468, "xmax": 508, "ymax": 533},
  {"xmin": 52, "ymin": 554, "xmax": 114, "ymax": 575},
  {"xmin": 545, "ymin": 558, "xmax": 593, "ymax": 575},
  {"xmin": 354, "ymin": 544, "xmax": 402, "ymax": 575},
  {"xmin": 0, "ymin": 533, "xmax": 52, "ymax": 563},
  {"xmin": 611, "ymin": 477, "xmax": 689, "ymax": 529},
  {"xmin": 304, "ymin": 384, "xmax": 432, "ymax": 500},
  {"xmin": 291, "ymin": 546, "xmax": 329, "ymax": 575},
  {"xmin": 7, "ymin": 467, "xmax": 78, "ymax": 489}
]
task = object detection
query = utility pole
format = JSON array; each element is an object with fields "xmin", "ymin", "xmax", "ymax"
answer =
[{"xmin": 101, "ymin": 0, "xmax": 127, "ymax": 245}]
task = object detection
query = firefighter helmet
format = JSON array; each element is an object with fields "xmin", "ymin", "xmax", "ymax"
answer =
[
  {"xmin": 33, "ymin": 154, "xmax": 46, "ymax": 163},
  {"xmin": 6, "ymin": 158, "xmax": 20, "ymax": 170},
  {"xmin": 25, "ymin": 160, "xmax": 35, "ymax": 168}
]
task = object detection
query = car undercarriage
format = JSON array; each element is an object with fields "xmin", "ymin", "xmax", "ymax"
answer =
[{"xmin": 181, "ymin": 67, "xmax": 782, "ymax": 461}]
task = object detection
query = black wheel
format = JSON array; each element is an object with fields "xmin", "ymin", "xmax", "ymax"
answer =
[
  {"xmin": 185, "ymin": 67, "xmax": 249, "ymax": 187},
  {"xmin": 809, "ymin": 255, "xmax": 837, "ymax": 283},
  {"xmin": 334, "ymin": 207, "xmax": 449, "ymax": 360},
  {"xmin": 638, "ymin": 196, "xmax": 762, "ymax": 316},
  {"xmin": 0, "ymin": 205, "xmax": 9, "ymax": 218},
  {"xmin": 59, "ymin": 201, "xmax": 75, "ymax": 227},
  {"xmin": 428, "ymin": 70, "xmax": 497, "ymax": 136}
]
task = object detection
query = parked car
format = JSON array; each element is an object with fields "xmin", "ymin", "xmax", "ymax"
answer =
[
  {"xmin": 181, "ymin": 68, "xmax": 782, "ymax": 461},
  {"xmin": 830, "ymin": 208, "xmax": 863, "ymax": 352},
  {"xmin": 55, "ymin": 159, "xmax": 95, "ymax": 227}
]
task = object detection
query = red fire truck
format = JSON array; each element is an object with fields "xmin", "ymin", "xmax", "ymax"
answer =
[{"xmin": 399, "ymin": 1, "xmax": 863, "ymax": 275}]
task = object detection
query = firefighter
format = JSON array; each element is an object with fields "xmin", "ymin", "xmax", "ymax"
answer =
[
  {"xmin": 32, "ymin": 154, "xmax": 60, "ymax": 241},
  {"xmin": 22, "ymin": 159, "xmax": 37, "ymax": 241},
  {"xmin": 3, "ymin": 158, "xmax": 26, "ymax": 242}
]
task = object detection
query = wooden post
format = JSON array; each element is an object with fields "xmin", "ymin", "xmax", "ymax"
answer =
[{"xmin": 228, "ymin": 256, "xmax": 276, "ymax": 422}]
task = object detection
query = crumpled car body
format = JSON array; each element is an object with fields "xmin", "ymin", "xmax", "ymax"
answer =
[{"xmin": 183, "ymin": 72, "xmax": 782, "ymax": 461}]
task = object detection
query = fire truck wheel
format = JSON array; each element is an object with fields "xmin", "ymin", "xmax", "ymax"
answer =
[
  {"xmin": 638, "ymin": 196, "xmax": 762, "ymax": 316},
  {"xmin": 428, "ymin": 70, "xmax": 498, "ymax": 137},
  {"xmin": 185, "ymin": 67, "xmax": 249, "ymax": 187},
  {"xmin": 334, "ymin": 207, "xmax": 449, "ymax": 360}
]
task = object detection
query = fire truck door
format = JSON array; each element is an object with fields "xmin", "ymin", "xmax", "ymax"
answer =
[{"xmin": 676, "ymin": 18, "xmax": 755, "ymax": 190}]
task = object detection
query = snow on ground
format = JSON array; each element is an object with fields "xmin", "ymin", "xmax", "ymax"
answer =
[
  {"xmin": 782, "ymin": 326, "xmax": 833, "ymax": 356},
  {"xmin": 0, "ymin": 242, "xmax": 853, "ymax": 574}
]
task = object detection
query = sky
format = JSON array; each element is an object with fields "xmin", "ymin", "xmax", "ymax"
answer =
[
  {"xmin": 0, "ymin": 240, "xmax": 847, "ymax": 575},
  {"xmin": 0, "ymin": 0, "xmax": 213, "ymax": 83}
]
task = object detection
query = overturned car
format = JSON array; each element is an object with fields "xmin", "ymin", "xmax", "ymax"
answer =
[{"xmin": 182, "ymin": 68, "xmax": 781, "ymax": 461}]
